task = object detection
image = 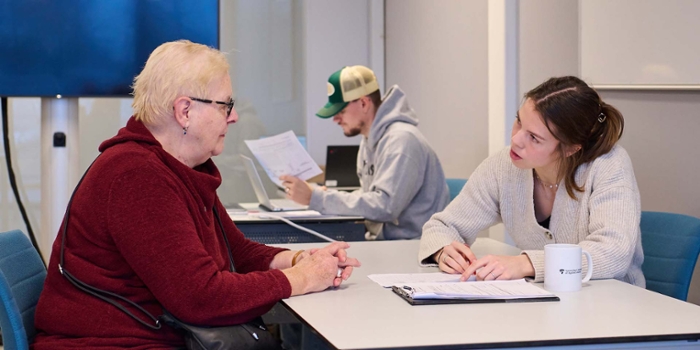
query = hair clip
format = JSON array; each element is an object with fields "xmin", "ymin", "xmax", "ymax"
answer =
[{"xmin": 597, "ymin": 113, "xmax": 606, "ymax": 123}]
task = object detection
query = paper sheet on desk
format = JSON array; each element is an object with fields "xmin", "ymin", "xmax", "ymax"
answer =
[
  {"xmin": 249, "ymin": 210, "xmax": 322, "ymax": 218},
  {"xmin": 244, "ymin": 131, "xmax": 322, "ymax": 187},
  {"xmin": 226, "ymin": 208, "xmax": 248, "ymax": 216},
  {"xmin": 368, "ymin": 272, "xmax": 475, "ymax": 287},
  {"xmin": 396, "ymin": 279, "xmax": 555, "ymax": 299}
]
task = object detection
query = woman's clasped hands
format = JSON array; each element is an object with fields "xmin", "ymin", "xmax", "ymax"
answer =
[
  {"xmin": 285, "ymin": 241, "xmax": 361, "ymax": 295},
  {"xmin": 436, "ymin": 241, "xmax": 535, "ymax": 281}
]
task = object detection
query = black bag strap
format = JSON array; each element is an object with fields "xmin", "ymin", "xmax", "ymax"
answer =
[
  {"xmin": 213, "ymin": 206, "xmax": 235, "ymax": 273},
  {"xmin": 58, "ymin": 154, "xmax": 236, "ymax": 330}
]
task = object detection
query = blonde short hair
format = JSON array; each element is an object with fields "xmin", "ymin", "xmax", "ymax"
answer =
[{"xmin": 131, "ymin": 40, "xmax": 229, "ymax": 125}]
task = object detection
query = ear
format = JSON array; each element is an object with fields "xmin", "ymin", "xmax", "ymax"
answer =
[
  {"xmin": 359, "ymin": 95, "xmax": 372, "ymax": 114},
  {"xmin": 173, "ymin": 96, "xmax": 192, "ymax": 128},
  {"xmin": 565, "ymin": 144, "xmax": 582, "ymax": 157}
]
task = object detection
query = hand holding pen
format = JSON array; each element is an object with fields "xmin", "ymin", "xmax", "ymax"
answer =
[{"xmin": 435, "ymin": 241, "xmax": 477, "ymax": 280}]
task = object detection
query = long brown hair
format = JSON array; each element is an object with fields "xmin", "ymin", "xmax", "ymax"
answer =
[{"xmin": 525, "ymin": 76, "xmax": 624, "ymax": 199}]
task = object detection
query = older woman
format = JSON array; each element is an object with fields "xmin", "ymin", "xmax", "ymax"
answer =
[
  {"xmin": 32, "ymin": 40, "xmax": 360, "ymax": 349},
  {"xmin": 420, "ymin": 76, "xmax": 643, "ymax": 287}
]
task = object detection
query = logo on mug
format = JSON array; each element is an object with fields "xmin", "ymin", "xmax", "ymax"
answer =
[{"xmin": 559, "ymin": 269, "xmax": 564, "ymax": 274}]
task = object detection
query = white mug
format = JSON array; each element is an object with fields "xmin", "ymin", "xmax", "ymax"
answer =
[{"xmin": 544, "ymin": 244, "xmax": 593, "ymax": 292}]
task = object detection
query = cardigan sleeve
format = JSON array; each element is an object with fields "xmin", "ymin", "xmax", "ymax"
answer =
[
  {"xmin": 107, "ymin": 169, "xmax": 292, "ymax": 326},
  {"xmin": 418, "ymin": 153, "xmax": 504, "ymax": 265}
]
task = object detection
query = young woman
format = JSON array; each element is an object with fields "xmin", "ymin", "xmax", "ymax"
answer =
[{"xmin": 419, "ymin": 76, "xmax": 643, "ymax": 287}]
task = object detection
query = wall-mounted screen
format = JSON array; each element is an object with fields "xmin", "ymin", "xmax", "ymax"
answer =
[{"xmin": 0, "ymin": 0, "xmax": 219, "ymax": 97}]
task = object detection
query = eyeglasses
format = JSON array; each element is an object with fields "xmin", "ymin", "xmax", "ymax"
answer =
[{"xmin": 189, "ymin": 96, "xmax": 235, "ymax": 116}]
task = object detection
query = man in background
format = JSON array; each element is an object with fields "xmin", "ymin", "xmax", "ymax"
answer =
[{"xmin": 281, "ymin": 65, "xmax": 449, "ymax": 240}]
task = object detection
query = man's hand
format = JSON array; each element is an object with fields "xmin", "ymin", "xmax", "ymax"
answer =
[{"xmin": 280, "ymin": 175, "xmax": 313, "ymax": 205}]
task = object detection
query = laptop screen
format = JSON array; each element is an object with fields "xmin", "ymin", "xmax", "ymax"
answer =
[
  {"xmin": 324, "ymin": 145, "xmax": 360, "ymax": 187},
  {"xmin": 240, "ymin": 155, "xmax": 273, "ymax": 206}
]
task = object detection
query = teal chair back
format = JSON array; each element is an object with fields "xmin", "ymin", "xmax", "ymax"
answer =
[
  {"xmin": 0, "ymin": 230, "xmax": 47, "ymax": 350},
  {"xmin": 446, "ymin": 178, "xmax": 467, "ymax": 202},
  {"xmin": 640, "ymin": 211, "xmax": 700, "ymax": 301}
]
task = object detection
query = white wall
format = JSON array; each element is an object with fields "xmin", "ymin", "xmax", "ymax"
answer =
[
  {"xmin": 223, "ymin": 0, "xmax": 304, "ymax": 138},
  {"xmin": 385, "ymin": 0, "xmax": 488, "ymax": 179},
  {"xmin": 1, "ymin": 98, "xmax": 42, "ymax": 236},
  {"xmin": 580, "ymin": 0, "xmax": 700, "ymax": 87},
  {"xmin": 303, "ymin": 0, "xmax": 374, "ymax": 165},
  {"xmin": 606, "ymin": 91, "xmax": 700, "ymax": 218},
  {"xmin": 518, "ymin": 0, "xmax": 579, "ymax": 97}
]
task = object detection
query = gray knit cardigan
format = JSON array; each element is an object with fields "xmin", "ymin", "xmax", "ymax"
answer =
[{"xmin": 419, "ymin": 145, "xmax": 644, "ymax": 287}]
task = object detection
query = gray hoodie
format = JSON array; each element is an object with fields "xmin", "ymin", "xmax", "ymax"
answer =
[{"xmin": 309, "ymin": 85, "xmax": 449, "ymax": 240}]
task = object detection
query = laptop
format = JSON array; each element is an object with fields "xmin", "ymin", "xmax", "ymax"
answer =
[
  {"xmin": 240, "ymin": 155, "xmax": 308, "ymax": 212},
  {"xmin": 324, "ymin": 145, "xmax": 360, "ymax": 190}
]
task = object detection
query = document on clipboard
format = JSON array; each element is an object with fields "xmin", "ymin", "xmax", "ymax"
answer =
[
  {"xmin": 391, "ymin": 279, "xmax": 559, "ymax": 305},
  {"xmin": 368, "ymin": 272, "xmax": 473, "ymax": 287}
]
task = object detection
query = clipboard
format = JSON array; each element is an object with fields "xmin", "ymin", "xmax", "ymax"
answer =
[{"xmin": 391, "ymin": 285, "xmax": 560, "ymax": 306}]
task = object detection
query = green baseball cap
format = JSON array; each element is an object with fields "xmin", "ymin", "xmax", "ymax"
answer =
[{"xmin": 316, "ymin": 65, "xmax": 379, "ymax": 118}]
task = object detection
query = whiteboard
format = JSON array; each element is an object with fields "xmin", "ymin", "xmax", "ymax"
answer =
[{"xmin": 580, "ymin": 0, "xmax": 700, "ymax": 87}]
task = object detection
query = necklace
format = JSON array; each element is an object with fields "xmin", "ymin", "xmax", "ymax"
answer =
[{"xmin": 534, "ymin": 172, "xmax": 558, "ymax": 190}]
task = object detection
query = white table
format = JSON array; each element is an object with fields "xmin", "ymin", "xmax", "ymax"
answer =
[{"xmin": 274, "ymin": 239, "xmax": 700, "ymax": 349}]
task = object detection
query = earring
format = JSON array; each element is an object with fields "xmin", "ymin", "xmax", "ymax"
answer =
[{"xmin": 183, "ymin": 127, "xmax": 188, "ymax": 135}]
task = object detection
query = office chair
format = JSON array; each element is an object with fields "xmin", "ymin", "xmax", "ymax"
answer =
[
  {"xmin": 640, "ymin": 211, "xmax": 700, "ymax": 301},
  {"xmin": 0, "ymin": 230, "xmax": 47, "ymax": 350},
  {"xmin": 445, "ymin": 178, "xmax": 468, "ymax": 202}
]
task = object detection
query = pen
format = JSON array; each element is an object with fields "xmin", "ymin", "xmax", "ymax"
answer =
[
  {"xmin": 466, "ymin": 244, "xmax": 476, "ymax": 265},
  {"xmin": 452, "ymin": 242, "xmax": 475, "ymax": 264}
]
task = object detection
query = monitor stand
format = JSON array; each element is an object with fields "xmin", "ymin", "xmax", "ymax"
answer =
[{"xmin": 40, "ymin": 97, "xmax": 79, "ymax": 261}]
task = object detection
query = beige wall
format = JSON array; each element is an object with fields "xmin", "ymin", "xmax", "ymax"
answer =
[
  {"xmin": 385, "ymin": 0, "xmax": 488, "ymax": 179},
  {"xmin": 602, "ymin": 90, "xmax": 700, "ymax": 305},
  {"xmin": 518, "ymin": 0, "xmax": 579, "ymax": 97},
  {"xmin": 605, "ymin": 91, "xmax": 700, "ymax": 218}
]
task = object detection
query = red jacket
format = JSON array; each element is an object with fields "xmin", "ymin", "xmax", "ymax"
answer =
[{"xmin": 33, "ymin": 117, "xmax": 291, "ymax": 349}]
